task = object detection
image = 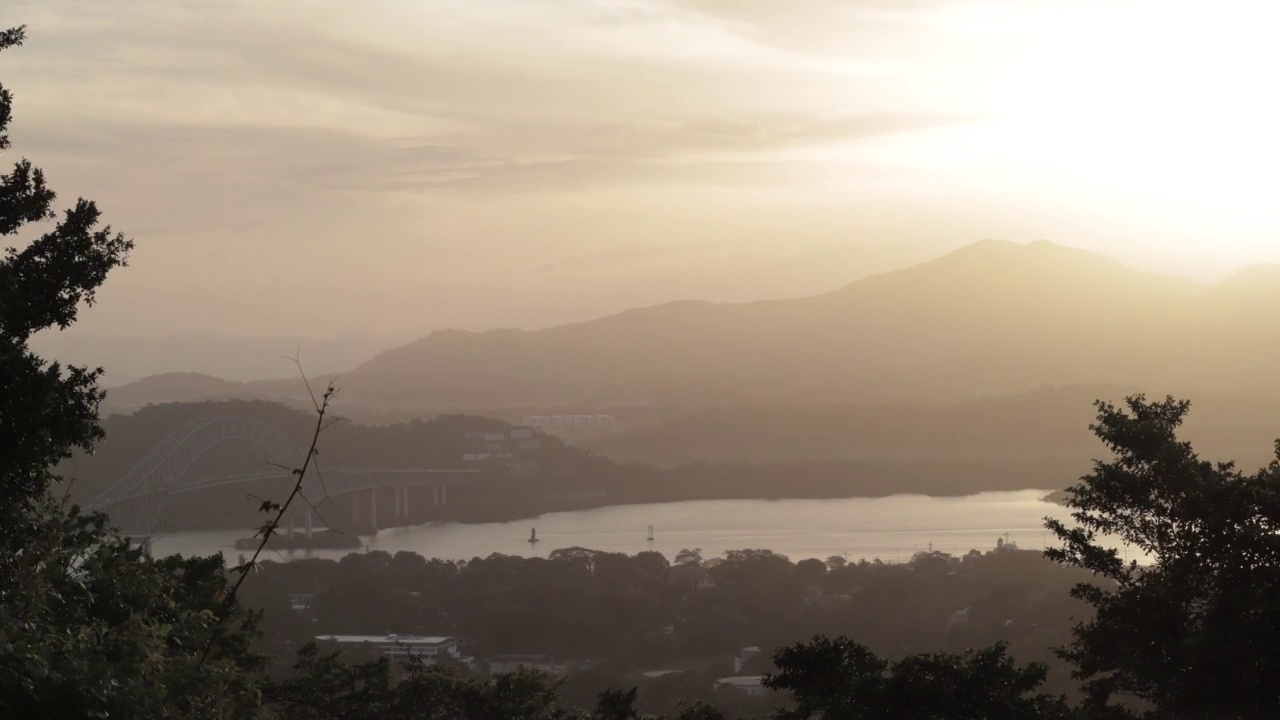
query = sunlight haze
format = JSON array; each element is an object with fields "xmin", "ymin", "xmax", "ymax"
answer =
[{"xmin": 5, "ymin": 0, "xmax": 1279, "ymax": 343}]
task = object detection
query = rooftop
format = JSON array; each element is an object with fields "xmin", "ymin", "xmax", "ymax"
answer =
[{"xmin": 315, "ymin": 634, "xmax": 454, "ymax": 645}]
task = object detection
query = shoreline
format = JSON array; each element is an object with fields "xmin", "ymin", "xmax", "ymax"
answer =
[{"xmin": 158, "ymin": 488, "xmax": 1068, "ymax": 535}]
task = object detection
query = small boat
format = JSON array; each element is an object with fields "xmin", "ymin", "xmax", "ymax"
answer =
[
  {"xmin": 528, "ymin": 528, "xmax": 539, "ymax": 544},
  {"xmin": 647, "ymin": 525, "xmax": 654, "ymax": 542}
]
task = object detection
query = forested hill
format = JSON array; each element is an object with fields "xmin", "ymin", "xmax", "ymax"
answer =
[
  {"xmin": 69, "ymin": 399, "xmax": 596, "ymax": 502},
  {"xmin": 70, "ymin": 400, "xmax": 1088, "ymax": 531},
  {"xmin": 583, "ymin": 385, "xmax": 1280, "ymax": 470}
]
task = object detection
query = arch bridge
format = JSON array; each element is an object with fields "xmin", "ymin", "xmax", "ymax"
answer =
[{"xmin": 87, "ymin": 417, "xmax": 480, "ymax": 537}]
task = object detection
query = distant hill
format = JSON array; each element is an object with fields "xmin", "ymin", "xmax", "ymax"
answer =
[
  {"xmin": 104, "ymin": 241, "xmax": 1280, "ymax": 410},
  {"xmin": 66, "ymin": 399, "xmax": 1117, "ymax": 531},
  {"xmin": 581, "ymin": 385, "xmax": 1280, "ymax": 471},
  {"xmin": 31, "ymin": 332, "xmax": 391, "ymax": 385}
]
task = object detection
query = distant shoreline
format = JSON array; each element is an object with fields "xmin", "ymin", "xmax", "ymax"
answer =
[
  {"xmin": 174, "ymin": 488, "xmax": 1069, "ymax": 535},
  {"xmin": 1041, "ymin": 489, "xmax": 1070, "ymax": 506}
]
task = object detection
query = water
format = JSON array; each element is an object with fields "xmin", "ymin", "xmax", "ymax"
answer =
[{"xmin": 153, "ymin": 490, "xmax": 1079, "ymax": 563}]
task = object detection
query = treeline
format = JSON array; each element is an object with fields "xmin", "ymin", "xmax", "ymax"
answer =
[{"xmin": 239, "ymin": 544, "xmax": 1094, "ymax": 715}]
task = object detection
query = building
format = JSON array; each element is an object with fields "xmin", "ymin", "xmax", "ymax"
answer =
[
  {"xmin": 714, "ymin": 676, "xmax": 768, "ymax": 697},
  {"xmin": 462, "ymin": 429, "xmax": 540, "ymax": 477},
  {"xmin": 314, "ymin": 634, "xmax": 471, "ymax": 664},
  {"xmin": 734, "ymin": 646, "xmax": 762, "ymax": 674},
  {"xmin": 520, "ymin": 414, "xmax": 618, "ymax": 438},
  {"xmin": 488, "ymin": 654, "xmax": 574, "ymax": 676}
]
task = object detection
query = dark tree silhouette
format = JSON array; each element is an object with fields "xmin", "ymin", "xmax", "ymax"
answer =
[
  {"xmin": 1046, "ymin": 395, "xmax": 1280, "ymax": 718},
  {"xmin": 0, "ymin": 27, "xmax": 264, "ymax": 718},
  {"xmin": 765, "ymin": 636, "xmax": 1069, "ymax": 719}
]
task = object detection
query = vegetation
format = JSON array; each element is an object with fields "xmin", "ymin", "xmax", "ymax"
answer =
[
  {"xmin": 76, "ymin": 398, "xmax": 1082, "ymax": 532},
  {"xmin": 0, "ymin": 25, "xmax": 263, "ymax": 717},
  {"xmin": 1048, "ymin": 396, "xmax": 1280, "ymax": 718},
  {"xmin": 7, "ymin": 21, "xmax": 1280, "ymax": 719},
  {"xmin": 765, "ymin": 638, "xmax": 1068, "ymax": 719}
]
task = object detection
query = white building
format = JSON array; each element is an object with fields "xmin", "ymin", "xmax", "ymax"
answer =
[
  {"xmin": 521, "ymin": 415, "xmax": 618, "ymax": 436},
  {"xmin": 714, "ymin": 676, "xmax": 768, "ymax": 697},
  {"xmin": 314, "ymin": 634, "xmax": 471, "ymax": 664},
  {"xmin": 734, "ymin": 646, "xmax": 762, "ymax": 674}
]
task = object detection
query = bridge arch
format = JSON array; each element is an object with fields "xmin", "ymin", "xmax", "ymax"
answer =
[
  {"xmin": 90, "ymin": 417, "xmax": 310, "ymax": 532},
  {"xmin": 90, "ymin": 416, "xmax": 481, "ymax": 536}
]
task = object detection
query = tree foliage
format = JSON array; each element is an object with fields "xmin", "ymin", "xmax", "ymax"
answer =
[
  {"xmin": 0, "ymin": 26, "xmax": 131, "ymax": 518},
  {"xmin": 1046, "ymin": 395, "xmax": 1280, "ymax": 718},
  {"xmin": 266, "ymin": 646, "xmax": 589, "ymax": 719},
  {"xmin": 764, "ymin": 636, "xmax": 1070, "ymax": 720},
  {"xmin": 0, "ymin": 26, "xmax": 265, "ymax": 718}
]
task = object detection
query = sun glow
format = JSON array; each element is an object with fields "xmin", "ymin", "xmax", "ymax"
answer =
[{"xmin": 870, "ymin": 1, "xmax": 1280, "ymax": 261}]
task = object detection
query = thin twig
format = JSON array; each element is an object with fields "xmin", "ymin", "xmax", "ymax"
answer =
[{"xmin": 197, "ymin": 374, "xmax": 338, "ymax": 668}]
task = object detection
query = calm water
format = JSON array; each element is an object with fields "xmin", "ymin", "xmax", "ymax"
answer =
[{"xmin": 153, "ymin": 490, "xmax": 1082, "ymax": 563}]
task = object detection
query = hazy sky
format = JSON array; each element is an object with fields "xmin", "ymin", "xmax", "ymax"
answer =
[{"xmin": 6, "ymin": 0, "xmax": 1280, "ymax": 339}]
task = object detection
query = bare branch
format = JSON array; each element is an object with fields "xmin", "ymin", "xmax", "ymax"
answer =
[{"xmin": 197, "ymin": 364, "xmax": 338, "ymax": 669}]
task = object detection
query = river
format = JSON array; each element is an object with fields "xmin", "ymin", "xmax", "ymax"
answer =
[{"xmin": 152, "ymin": 490, "xmax": 1090, "ymax": 563}]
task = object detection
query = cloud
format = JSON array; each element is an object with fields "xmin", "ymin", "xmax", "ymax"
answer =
[{"xmin": 0, "ymin": 0, "xmax": 1042, "ymax": 339}]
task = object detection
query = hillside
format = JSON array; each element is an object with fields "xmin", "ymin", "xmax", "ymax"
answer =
[
  {"xmin": 105, "ymin": 240, "xmax": 1280, "ymax": 410},
  {"xmin": 319, "ymin": 240, "xmax": 1202, "ymax": 407},
  {"xmin": 69, "ymin": 398, "xmax": 1120, "ymax": 532},
  {"xmin": 581, "ymin": 385, "xmax": 1280, "ymax": 470}
]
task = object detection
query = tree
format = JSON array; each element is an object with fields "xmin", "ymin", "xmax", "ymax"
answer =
[
  {"xmin": 0, "ymin": 22, "xmax": 131, "ymax": 546},
  {"xmin": 674, "ymin": 701, "xmax": 726, "ymax": 720},
  {"xmin": 675, "ymin": 548, "xmax": 704, "ymax": 567},
  {"xmin": 0, "ymin": 26, "xmax": 265, "ymax": 718},
  {"xmin": 764, "ymin": 636, "xmax": 1069, "ymax": 720},
  {"xmin": 263, "ymin": 643, "xmax": 395, "ymax": 720},
  {"xmin": 593, "ymin": 687, "xmax": 641, "ymax": 720},
  {"xmin": 1045, "ymin": 395, "xmax": 1280, "ymax": 718},
  {"xmin": 268, "ymin": 651, "xmax": 594, "ymax": 720}
]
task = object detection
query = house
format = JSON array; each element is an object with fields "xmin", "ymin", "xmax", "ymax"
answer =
[
  {"xmin": 314, "ymin": 634, "xmax": 472, "ymax": 665},
  {"xmin": 714, "ymin": 676, "xmax": 768, "ymax": 697}
]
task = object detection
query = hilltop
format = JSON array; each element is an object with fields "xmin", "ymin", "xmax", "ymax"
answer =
[{"xmin": 105, "ymin": 240, "xmax": 1280, "ymax": 411}]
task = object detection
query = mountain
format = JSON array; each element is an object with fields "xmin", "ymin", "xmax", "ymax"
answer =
[
  {"xmin": 30, "ymin": 332, "xmax": 391, "ymax": 385},
  {"xmin": 580, "ymin": 385, "xmax": 1280, "ymax": 470},
  {"xmin": 103, "ymin": 241, "xmax": 1280, "ymax": 410},
  {"xmin": 319, "ymin": 240, "xmax": 1204, "ymax": 407},
  {"xmin": 100, "ymin": 373, "xmax": 316, "ymax": 416}
]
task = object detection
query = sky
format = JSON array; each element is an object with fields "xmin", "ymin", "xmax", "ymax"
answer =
[{"xmin": 6, "ymin": 0, "xmax": 1280, "ymax": 341}]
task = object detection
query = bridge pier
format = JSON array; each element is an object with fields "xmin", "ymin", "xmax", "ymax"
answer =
[
  {"xmin": 368, "ymin": 488, "xmax": 378, "ymax": 530},
  {"xmin": 287, "ymin": 513, "xmax": 296, "ymax": 538},
  {"xmin": 394, "ymin": 485, "xmax": 402, "ymax": 518},
  {"xmin": 305, "ymin": 510, "xmax": 313, "ymax": 540},
  {"xmin": 352, "ymin": 491, "xmax": 360, "ymax": 526}
]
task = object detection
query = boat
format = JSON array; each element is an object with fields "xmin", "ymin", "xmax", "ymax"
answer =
[
  {"xmin": 647, "ymin": 525, "xmax": 654, "ymax": 542},
  {"xmin": 528, "ymin": 528, "xmax": 539, "ymax": 544}
]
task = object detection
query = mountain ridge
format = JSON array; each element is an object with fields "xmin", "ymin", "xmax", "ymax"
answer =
[{"xmin": 103, "ymin": 240, "xmax": 1280, "ymax": 411}]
